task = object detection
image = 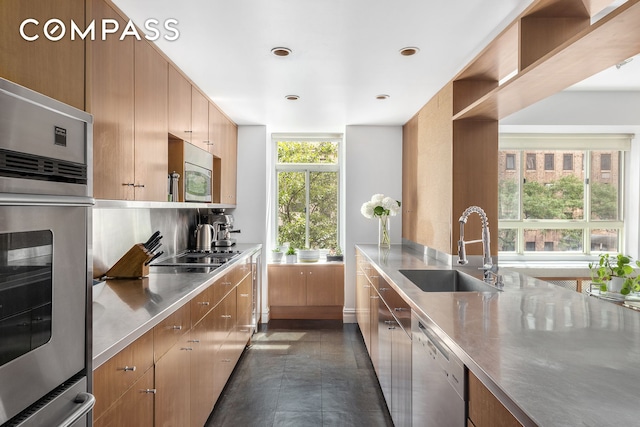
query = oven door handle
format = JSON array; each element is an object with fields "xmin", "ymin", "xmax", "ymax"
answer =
[{"xmin": 57, "ymin": 392, "xmax": 95, "ymax": 427}]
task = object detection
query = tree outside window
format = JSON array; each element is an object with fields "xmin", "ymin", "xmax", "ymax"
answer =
[
  {"xmin": 498, "ymin": 135, "xmax": 626, "ymax": 255},
  {"xmin": 276, "ymin": 140, "xmax": 339, "ymax": 250}
]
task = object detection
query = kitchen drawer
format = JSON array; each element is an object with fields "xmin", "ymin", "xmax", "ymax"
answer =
[
  {"xmin": 378, "ymin": 283, "xmax": 411, "ymax": 333},
  {"xmin": 94, "ymin": 367, "xmax": 155, "ymax": 427},
  {"xmin": 191, "ymin": 283, "xmax": 215, "ymax": 327},
  {"xmin": 93, "ymin": 330, "xmax": 154, "ymax": 420},
  {"xmin": 154, "ymin": 303, "xmax": 190, "ymax": 361},
  {"xmin": 236, "ymin": 274, "xmax": 252, "ymax": 311},
  {"xmin": 213, "ymin": 270, "xmax": 236, "ymax": 304}
]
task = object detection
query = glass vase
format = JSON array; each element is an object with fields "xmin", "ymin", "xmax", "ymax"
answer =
[{"xmin": 378, "ymin": 215, "xmax": 390, "ymax": 248}]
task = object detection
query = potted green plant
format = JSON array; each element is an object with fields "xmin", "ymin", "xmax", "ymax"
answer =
[
  {"xmin": 589, "ymin": 253, "xmax": 640, "ymax": 294},
  {"xmin": 326, "ymin": 246, "xmax": 343, "ymax": 262},
  {"xmin": 272, "ymin": 245, "xmax": 283, "ymax": 263},
  {"xmin": 285, "ymin": 246, "xmax": 297, "ymax": 263}
]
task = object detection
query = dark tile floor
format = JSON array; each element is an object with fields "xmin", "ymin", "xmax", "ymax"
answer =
[{"xmin": 206, "ymin": 320, "xmax": 394, "ymax": 427}]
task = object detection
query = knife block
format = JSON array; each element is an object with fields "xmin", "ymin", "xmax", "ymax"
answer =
[{"xmin": 105, "ymin": 244, "xmax": 153, "ymax": 279}]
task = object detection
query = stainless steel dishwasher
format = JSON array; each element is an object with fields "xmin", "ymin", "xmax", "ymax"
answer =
[{"xmin": 412, "ymin": 312, "xmax": 466, "ymax": 426}]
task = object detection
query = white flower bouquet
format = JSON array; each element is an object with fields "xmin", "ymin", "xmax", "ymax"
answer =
[
  {"xmin": 361, "ymin": 194, "xmax": 401, "ymax": 247},
  {"xmin": 361, "ymin": 194, "xmax": 401, "ymax": 219}
]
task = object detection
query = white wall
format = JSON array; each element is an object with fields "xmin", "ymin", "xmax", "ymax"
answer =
[
  {"xmin": 233, "ymin": 125, "xmax": 269, "ymax": 320},
  {"xmin": 344, "ymin": 125, "xmax": 403, "ymax": 322},
  {"xmin": 501, "ymin": 90, "xmax": 640, "ymax": 258}
]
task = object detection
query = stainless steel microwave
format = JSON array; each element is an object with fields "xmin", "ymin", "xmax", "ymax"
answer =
[
  {"xmin": 168, "ymin": 140, "xmax": 213, "ymax": 202},
  {"xmin": 184, "ymin": 160, "xmax": 212, "ymax": 202}
]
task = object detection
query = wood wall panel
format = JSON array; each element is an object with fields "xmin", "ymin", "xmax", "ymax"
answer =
[
  {"xmin": 452, "ymin": 119, "xmax": 499, "ymax": 255},
  {"xmin": 415, "ymin": 84, "xmax": 453, "ymax": 254},
  {"xmin": 401, "ymin": 114, "xmax": 418, "ymax": 241}
]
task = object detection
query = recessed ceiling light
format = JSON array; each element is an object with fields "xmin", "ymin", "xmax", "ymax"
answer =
[
  {"xmin": 376, "ymin": 94, "xmax": 390, "ymax": 100},
  {"xmin": 285, "ymin": 95, "xmax": 299, "ymax": 100},
  {"xmin": 271, "ymin": 47, "xmax": 292, "ymax": 57},
  {"xmin": 399, "ymin": 47, "xmax": 420, "ymax": 56}
]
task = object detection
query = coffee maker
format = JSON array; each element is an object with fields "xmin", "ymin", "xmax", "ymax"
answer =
[{"xmin": 209, "ymin": 208, "xmax": 240, "ymax": 247}]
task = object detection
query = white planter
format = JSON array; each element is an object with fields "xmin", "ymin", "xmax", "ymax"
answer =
[
  {"xmin": 285, "ymin": 254, "xmax": 297, "ymax": 264},
  {"xmin": 272, "ymin": 251, "xmax": 283, "ymax": 263},
  {"xmin": 608, "ymin": 277, "xmax": 625, "ymax": 293}
]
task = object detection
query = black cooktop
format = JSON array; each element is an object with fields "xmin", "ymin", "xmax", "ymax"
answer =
[{"xmin": 150, "ymin": 249, "xmax": 241, "ymax": 268}]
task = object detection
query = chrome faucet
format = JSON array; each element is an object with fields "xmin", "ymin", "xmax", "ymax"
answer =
[{"xmin": 457, "ymin": 206, "xmax": 500, "ymax": 285}]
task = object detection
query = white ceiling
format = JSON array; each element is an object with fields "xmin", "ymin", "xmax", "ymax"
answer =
[{"xmin": 111, "ymin": 0, "xmax": 637, "ymax": 132}]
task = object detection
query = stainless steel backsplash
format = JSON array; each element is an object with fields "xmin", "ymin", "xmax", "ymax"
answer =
[{"xmin": 92, "ymin": 206, "xmax": 197, "ymax": 277}]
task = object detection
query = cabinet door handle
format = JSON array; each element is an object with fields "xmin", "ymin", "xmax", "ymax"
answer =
[
  {"xmin": 394, "ymin": 307, "xmax": 408, "ymax": 312},
  {"xmin": 197, "ymin": 301, "xmax": 210, "ymax": 306},
  {"xmin": 370, "ymin": 295, "xmax": 379, "ymax": 299},
  {"xmin": 180, "ymin": 347, "xmax": 193, "ymax": 351},
  {"xmin": 384, "ymin": 320, "xmax": 394, "ymax": 325},
  {"xmin": 300, "ymin": 271, "xmax": 304, "ymax": 275},
  {"xmin": 141, "ymin": 389, "xmax": 157, "ymax": 394},
  {"xmin": 171, "ymin": 325, "xmax": 183, "ymax": 330},
  {"xmin": 120, "ymin": 366, "xmax": 136, "ymax": 372},
  {"xmin": 222, "ymin": 281, "xmax": 232, "ymax": 286},
  {"xmin": 134, "ymin": 184, "xmax": 145, "ymax": 188},
  {"xmin": 188, "ymin": 339, "xmax": 200, "ymax": 343},
  {"xmin": 221, "ymin": 359, "xmax": 231, "ymax": 363},
  {"xmin": 380, "ymin": 287, "xmax": 388, "ymax": 291},
  {"xmin": 184, "ymin": 130, "xmax": 192, "ymax": 133},
  {"xmin": 240, "ymin": 293, "xmax": 249, "ymax": 297},
  {"xmin": 122, "ymin": 183, "xmax": 134, "ymax": 187},
  {"xmin": 363, "ymin": 285, "xmax": 370, "ymax": 288},
  {"xmin": 222, "ymin": 315, "xmax": 232, "ymax": 318}
]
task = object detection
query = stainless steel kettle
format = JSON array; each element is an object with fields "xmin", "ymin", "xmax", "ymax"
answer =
[{"xmin": 195, "ymin": 224, "xmax": 214, "ymax": 252}]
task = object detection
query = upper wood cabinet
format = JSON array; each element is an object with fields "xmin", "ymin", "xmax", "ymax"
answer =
[
  {"xmin": 207, "ymin": 103, "xmax": 224, "ymax": 158},
  {"xmin": 220, "ymin": 121, "xmax": 238, "ymax": 205},
  {"xmin": 90, "ymin": 0, "xmax": 135, "ymax": 201},
  {"xmin": 168, "ymin": 65, "xmax": 192, "ymax": 142},
  {"xmin": 0, "ymin": 0, "xmax": 85, "ymax": 110},
  {"xmin": 133, "ymin": 40, "xmax": 169, "ymax": 201},
  {"xmin": 190, "ymin": 88, "xmax": 210, "ymax": 151},
  {"xmin": 90, "ymin": 0, "xmax": 168, "ymax": 202}
]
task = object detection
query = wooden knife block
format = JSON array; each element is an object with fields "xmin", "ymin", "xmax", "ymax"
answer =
[{"xmin": 105, "ymin": 244, "xmax": 153, "ymax": 279}]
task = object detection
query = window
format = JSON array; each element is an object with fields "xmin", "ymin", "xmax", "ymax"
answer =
[
  {"xmin": 498, "ymin": 134, "xmax": 630, "ymax": 256},
  {"xmin": 544, "ymin": 153, "xmax": 554, "ymax": 170},
  {"xmin": 274, "ymin": 136, "xmax": 340, "ymax": 250},
  {"xmin": 526, "ymin": 153, "xmax": 536, "ymax": 170},
  {"xmin": 505, "ymin": 154, "xmax": 515, "ymax": 170}
]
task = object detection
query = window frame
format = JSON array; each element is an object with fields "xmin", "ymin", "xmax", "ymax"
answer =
[
  {"xmin": 498, "ymin": 133, "xmax": 631, "ymax": 259},
  {"xmin": 272, "ymin": 134, "xmax": 342, "ymax": 250}
]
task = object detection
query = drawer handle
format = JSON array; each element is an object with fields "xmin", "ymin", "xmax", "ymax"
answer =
[
  {"xmin": 240, "ymin": 329, "xmax": 249, "ymax": 332},
  {"xmin": 197, "ymin": 301, "xmax": 210, "ymax": 306},
  {"xmin": 223, "ymin": 281, "xmax": 232, "ymax": 286},
  {"xmin": 380, "ymin": 287, "xmax": 388, "ymax": 291},
  {"xmin": 121, "ymin": 366, "xmax": 136, "ymax": 372},
  {"xmin": 363, "ymin": 285, "xmax": 370, "ymax": 288},
  {"xmin": 370, "ymin": 296, "xmax": 379, "ymax": 299},
  {"xmin": 221, "ymin": 359, "xmax": 231, "ymax": 363},
  {"xmin": 222, "ymin": 315, "xmax": 232, "ymax": 319},
  {"xmin": 180, "ymin": 347, "xmax": 193, "ymax": 351},
  {"xmin": 141, "ymin": 389, "xmax": 157, "ymax": 394},
  {"xmin": 240, "ymin": 293, "xmax": 249, "ymax": 297},
  {"xmin": 384, "ymin": 320, "xmax": 394, "ymax": 325},
  {"xmin": 134, "ymin": 184, "xmax": 145, "ymax": 188},
  {"xmin": 171, "ymin": 325, "xmax": 183, "ymax": 330},
  {"xmin": 122, "ymin": 183, "xmax": 134, "ymax": 187},
  {"xmin": 394, "ymin": 307, "xmax": 408, "ymax": 312},
  {"xmin": 188, "ymin": 339, "xmax": 200, "ymax": 343}
]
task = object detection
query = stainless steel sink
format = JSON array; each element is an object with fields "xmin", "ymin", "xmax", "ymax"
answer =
[{"xmin": 399, "ymin": 269, "xmax": 499, "ymax": 293}]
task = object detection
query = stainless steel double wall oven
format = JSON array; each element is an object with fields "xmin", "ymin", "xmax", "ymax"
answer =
[{"xmin": 0, "ymin": 78, "xmax": 94, "ymax": 426}]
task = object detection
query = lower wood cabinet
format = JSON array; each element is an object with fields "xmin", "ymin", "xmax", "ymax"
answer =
[
  {"xmin": 93, "ymin": 368, "xmax": 155, "ymax": 427},
  {"xmin": 268, "ymin": 263, "xmax": 344, "ymax": 320},
  {"xmin": 94, "ymin": 263, "xmax": 252, "ymax": 427},
  {"xmin": 155, "ymin": 331, "xmax": 192, "ymax": 427},
  {"xmin": 468, "ymin": 371, "xmax": 522, "ymax": 427}
]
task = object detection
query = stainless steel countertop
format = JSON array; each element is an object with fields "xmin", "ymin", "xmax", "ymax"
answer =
[
  {"xmin": 92, "ymin": 244, "xmax": 262, "ymax": 369},
  {"xmin": 357, "ymin": 244, "xmax": 640, "ymax": 427}
]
